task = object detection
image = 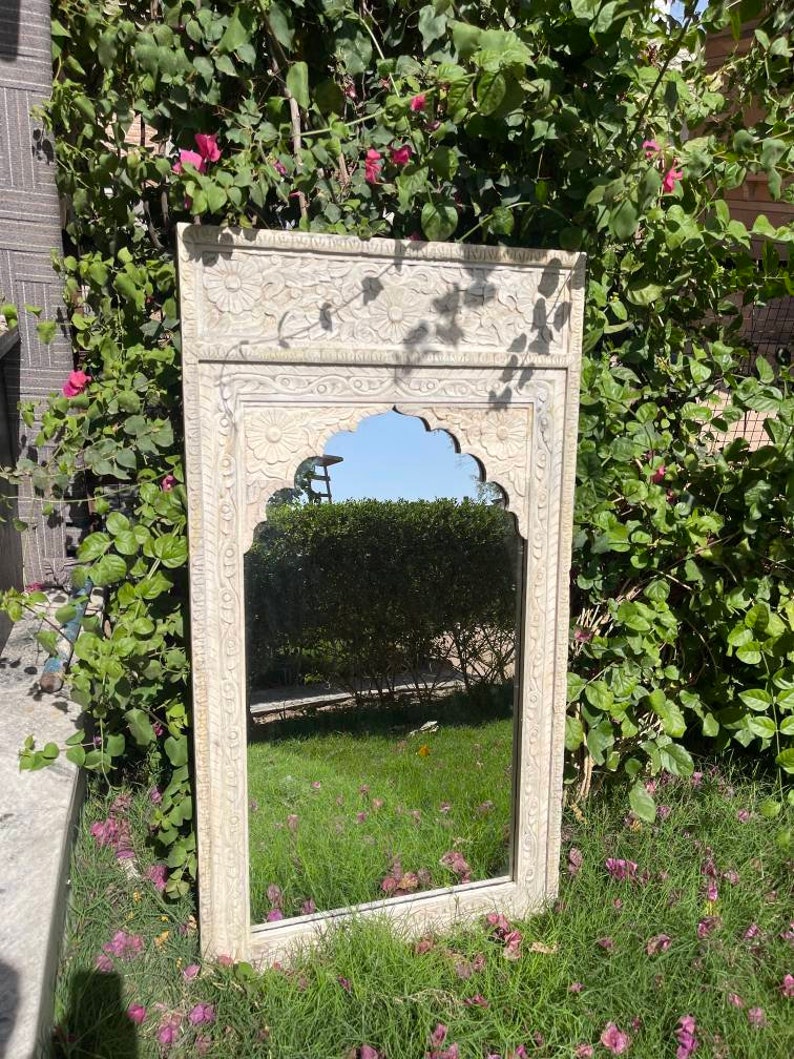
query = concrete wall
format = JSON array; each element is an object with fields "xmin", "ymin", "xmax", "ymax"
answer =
[{"xmin": 1, "ymin": 0, "xmax": 73, "ymax": 587}]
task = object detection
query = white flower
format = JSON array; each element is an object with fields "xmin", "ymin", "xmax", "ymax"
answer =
[{"xmin": 203, "ymin": 255, "xmax": 261, "ymax": 315}]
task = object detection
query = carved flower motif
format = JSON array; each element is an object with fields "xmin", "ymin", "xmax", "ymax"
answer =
[
  {"xmin": 477, "ymin": 409, "xmax": 528, "ymax": 463},
  {"xmin": 203, "ymin": 256, "xmax": 261, "ymax": 315},
  {"xmin": 367, "ymin": 285, "xmax": 425, "ymax": 344},
  {"xmin": 247, "ymin": 410, "xmax": 309, "ymax": 469}
]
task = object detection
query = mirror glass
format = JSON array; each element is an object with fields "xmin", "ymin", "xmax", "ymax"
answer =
[{"xmin": 245, "ymin": 411, "xmax": 522, "ymax": 924}]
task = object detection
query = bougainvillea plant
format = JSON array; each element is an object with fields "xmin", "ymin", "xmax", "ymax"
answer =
[{"xmin": 1, "ymin": 0, "xmax": 792, "ymax": 893}]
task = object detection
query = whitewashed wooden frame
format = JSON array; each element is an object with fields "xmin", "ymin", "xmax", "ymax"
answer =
[{"xmin": 177, "ymin": 225, "xmax": 585, "ymax": 964}]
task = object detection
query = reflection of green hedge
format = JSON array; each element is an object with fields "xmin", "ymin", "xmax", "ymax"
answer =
[{"xmin": 245, "ymin": 499, "xmax": 520, "ymax": 696}]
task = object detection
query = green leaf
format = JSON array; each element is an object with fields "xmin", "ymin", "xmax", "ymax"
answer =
[
  {"xmin": 92, "ymin": 553, "xmax": 128, "ymax": 586},
  {"xmin": 747, "ymin": 715, "xmax": 776, "ymax": 739},
  {"xmin": 565, "ymin": 714, "xmax": 584, "ymax": 750},
  {"xmin": 286, "ymin": 62, "xmax": 310, "ymax": 110},
  {"xmin": 759, "ymin": 797, "xmax": 781, "ymax": 819},
  {"xmin": 629, "ymin": 781, "xmax": 656, "ymax": 823},
  {"xmin": 77, "ymin": 532, "xmax": 111, "ymax": 562},
  {"xmin": 267, "ymin": 2, "xmax": 294, "ymax": 50},
  {"xmin": 126, "ymin": 708, "xmax": 155, "ymax": 747},
  {"xmin": 218, "ymin": 6, "xmax": 253, "ymax": 55},
  {"xmin": 659, "ymin": 742, "xmax": 694, "ymax": 777},
  {"xmin": 738, "ymin": 688, "xmax": 772, "ymax": 712},
  {"xmin": 36, "ymin": 320, "xmax": 57, "ymax": 345},
  {"xmin": 609, "ymin": 200, "xmax": 638, "ymax": 241},
  {"xmin": 421, "ymin": 200, "xmax": 458, "ymax": 242},
  {"xmin": 165, "ymin": 734, "xmax": 189, "ymax": 767},
  {"xmin": 105, "ymin": 732, "xmax": 126, "ymax": 757},
  {"xmin": 476, "ymin": 70, "xmax": 507, "ymax": 116},
  {"xmin": 648, "ymin": 690, "xmax": 686, "ymax": 737},
  {"xmin": 152, "ymin": 534, "xmax": 188, "ymax": 569},
  {"xmin": 775, "ymin": 748, "xmax": 794, "ymax": 774}
]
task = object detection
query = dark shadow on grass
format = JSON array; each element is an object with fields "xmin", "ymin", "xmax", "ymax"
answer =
[
  {"xmin": 249, "ymin": 684, "xmax": 514, "ymax": 745},
  {"xmin": 53, "ymin": 971, "xmax": 137, "ymax": 1059}
]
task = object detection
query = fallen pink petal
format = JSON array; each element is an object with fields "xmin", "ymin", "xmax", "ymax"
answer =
[
  {"xmin": 126, "ymin": 1003, "xmax": 146, "ymax": 1024},
  {"xmin": 747, "ymin": 1006, "xmax": 766, "ymax": 1027},
  {"xmin": 600, "ymin": 1021, "xmax": 631, "ymax": 1054}
]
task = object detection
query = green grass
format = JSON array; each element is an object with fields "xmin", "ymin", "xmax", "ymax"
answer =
[
  {"xmin": 54, "ymin": 766, "xmax": 793, "ymax": 1059},
  {"xmin": 248, "ymin": 690, "xmax": 514, "ymax": 920}
]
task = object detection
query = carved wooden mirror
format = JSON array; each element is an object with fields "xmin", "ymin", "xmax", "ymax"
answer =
[{"xmin": 178, "ymin": 225, "xmax": 584, "ymax": 963}]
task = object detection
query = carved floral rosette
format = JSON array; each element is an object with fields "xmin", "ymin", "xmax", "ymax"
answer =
[{"xmin": 178, "ymin": 225, "xmax": 585, "ymax": 963}]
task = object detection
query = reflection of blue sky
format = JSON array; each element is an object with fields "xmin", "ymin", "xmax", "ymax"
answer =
[{"xmin": 324, "ymin": 411, "xmax": 482, "ymax": 502}]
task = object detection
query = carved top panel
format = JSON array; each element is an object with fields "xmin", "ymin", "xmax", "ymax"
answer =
[{"xmin": 178, "ymin": 226, "xmax": 585, "ymax": 368}]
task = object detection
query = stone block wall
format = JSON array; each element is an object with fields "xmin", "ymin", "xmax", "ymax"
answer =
[{"xmin": 1, "ymin": 0, "xmax": 74, "ymax": 586}]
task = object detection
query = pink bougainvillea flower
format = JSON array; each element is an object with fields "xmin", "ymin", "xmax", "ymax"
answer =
[
  {"xmin": 390, "ymin": 144, "xmax": 412, "ymax": 166},
  {"xmin": 156, "ymin": 1014, "xmax": 181, "ymax": 1045},
  {"xmin": 300, "ymin": 898, "xmax": 317, "ymax": 915},
  {"xmin": 338, "ymin": 976, "xmax": 352, "ymax": 992},
  {"xmin": 182, "ymin": 963, "xmax": 200, "ymax": 981},
  {"xmin": 574, "ymin": 626, "xmax": 594, "ymax": 643},
  {"xmin": 364, "ymin": 148, "xmax": 383, "ymax": 184},
  {"xmin": 747, "ymin": 1007, "xmax": 766, "ymax": 1027},
  {"xmin": 266, "ymin": 909, "xmax": 283, "ymax": 922},
  {"xmin": 359, "ymin": 1047, "xmax": 382, "ymax": 1059},
  {"xmin": 662, "ymin": 165, "xmax": 684, "ymax": 193},
  {"xmin": 743, "ymin": 923, "xmax": 761, "ymax": 940},
  {"xmin": 737, "ymin": 809, "xmax": 751, "ymax": 823},
  {"xmin": 356, "ymin": 811, "xmax": 368, "ymax": 823},
  {"xmin": 194, "ymin": 1035, "xmax": 212, "ymax": 1056},
  {"xmin": 415, "ymin": 936, "xmax": 435, "ymax": 955},
  {"xmin": 503, "ymin": 930, "xmax": 523, "ymax": 960},
  {"xmin": 728, "ymin": 992, "xmax": 744, "ymax": 1007},
  {"xmin": 568, "ymin": 847, "xmax": 583, "ymax": 875},
  {"xmin": 674, "ymin": 1015, "xmax": 698, "ymax": 1059},
  {"xmin": 646, "ymin": 934, "xmax": 671, "ymax": 956},
  {"xmin": 102, "ymin": 931, "xmax": 144, "ymax": 962},
  {"xmin": 95, "ymin": 952, "xmax": 113, "ymax": 973},
  {"xmin": 372, "ymin": 797, "xmax": 384, "ymax": 810},
  {"xmin": 574, "ymin": 1046, "xmax": 594, "ymax": 1059},
  {"xmin": 147, "ymin": 863, "xmax": 168, "ymax": 892},
  {"xmin": 780, "ymin": 974, "xmax": 794, "ymax": 998},
  {"xmin": 597, "ymin": 936, "xmax": 615, "ymax": 951},
  {"xmin": 650, "ymin": 465, "xmax": 666, "ymax": 485},
  {"xmin": 266, "ymin": 883, "xmax": 282, "ymax": 906},
  {"xmin": 780, "ymin": 922, "xmax": 794, "ymax": 942},
  {"xmin": 605, "ymin": 858, "xmax": 638, "ymax": 882},
  {"xmin": 705, "ymin": 879, "xmax": 719, "ymax": 902},
  {"xmin": 273, "ymin": 160, "xmax": 287, "ymax": 177},
  {"xmin": 216, "ymin": 953, "xmax": 234, "ymax": 966},
  {"xmin": 188, "ymin": 1003, "xmax": 215, "ymax": 1026},
  {"xmin": 463, "ymin": 994, "xmax": 488, "ymax": 1007},
  {"xmin": 697, "ymin": 916, "xmax": 721, "ymax": 939},
  {"xmin": 569, "ymin": 981, "xmax": 584, "ymax": 993},
  {"xmin": 173, "ymin": 148, "xmax": 206, "ymax": 175},
  {"xmin": 149, "ymin": 786, "xmax": 162, "ymax": 804},
  {"xmin": 194, "ymin": 133, "xmax": 221, "ymax": 163},
  {"xmin": 62, "ymin": 370, "xmax": 91, "ymax": 398},
  {"xmin": 311, "ymin": 781, "xmax": 322, "ymax": 790},
  {"xmin": 642, "ymin": 138, "xmax": 660, "ymax": 157},
  {"xmin": 287, "ymin": 813, "xmax": 299, "ymax": 832},
  {"xmin": 440, "ymin": 849, "xmax": 471, "ymax": 882},
  {"xmin": 127, "ymin": 1004, "xmax": 146, "ymax": 1024},
  {"xmin": 600, "ymin": 1022, "xmax": 631, "ymax": 1054},
  {"xmin": 161, "ymin": 474, "xmax": 177, "ymax": 492},
  {"xmin": 410, "ymin": 93, "xmax": 426, "ymax": 112}
]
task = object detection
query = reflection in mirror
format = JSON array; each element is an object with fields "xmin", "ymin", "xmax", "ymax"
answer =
[{"xmin": 245, "ymin": 411, "xmax": 522, "ymax": 925}]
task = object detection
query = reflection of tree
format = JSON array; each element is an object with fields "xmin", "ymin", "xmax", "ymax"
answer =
[{"xmin": 245, "ymin": 499, "xmax": 519, "ymax": 704}]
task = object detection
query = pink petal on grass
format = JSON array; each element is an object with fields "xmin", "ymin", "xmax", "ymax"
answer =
[
  {"xmin": 747, "ymin": 1007, "xmax": 766, "ymax": 1027},
  {"xmin": 600, "ymin": 1022, "xmax": 631, "ymax": 1054},
  {"xmin": 780, "ymin": 974, "xmax": 794, "ymax": 998},
  {"xmin": 568, "ymin": 848, "xmax": 583, "ymax": 875},
  {"xmin": 126, "ymin": 1004, "xmax": 146, "ymax": 1024},
  {"xmin": 646, "ymin": 934, "xmax": 671, "ymax": 956},
  {"xmin": 182, "ymin": 963, "xmax": 200, "ymax": 981},
  {"xmin": 574, "ymin": 1047, "xmax": 594, "ymax": 1059}
]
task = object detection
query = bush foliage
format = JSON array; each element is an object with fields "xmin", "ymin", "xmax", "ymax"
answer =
[
  {"xmin": 245, "ymin": 499, "xmax": 518, "ymax": 696},
  {"xmin": 1, "ymin": 0, "xmax": 793, "ymax": 889}
]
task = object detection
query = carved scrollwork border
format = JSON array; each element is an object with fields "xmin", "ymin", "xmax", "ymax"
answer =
[{"xmin": 179, "ymin": 226, "xmax": 584, "ymax": 963}]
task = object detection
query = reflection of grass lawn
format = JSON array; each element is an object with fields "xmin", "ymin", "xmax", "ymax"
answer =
[{"xmin": 247, "ymin": 692, "xmax": 514, "ymax": 923}]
